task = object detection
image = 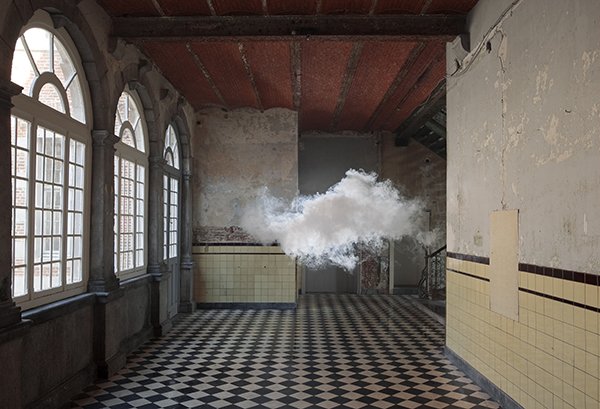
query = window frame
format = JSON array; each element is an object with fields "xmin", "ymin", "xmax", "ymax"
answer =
[
  {"xmin": 162, "ymin": 124, "xmax": 181, "ymax": 262},
  {"xmin": 10, "ymin": 12, "xmax": 92, "ymax": 310},
  {"xmin": 113, "ymin": 88, "xmax": 149, "ymax": 280}
]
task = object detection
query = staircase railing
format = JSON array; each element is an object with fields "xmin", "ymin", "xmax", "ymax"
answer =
[{"xmin": 418, "ymin": 245, "xmax": 447, "ymax": 299}]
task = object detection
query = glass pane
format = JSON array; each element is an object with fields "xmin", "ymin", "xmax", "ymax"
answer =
[
  {"xmin": 12, "ymin": 266, "xmax": 27, "ymax": 297},
  {"xmin": 11, "ymin": 37, "xmax": 37, "ymax": 95},
  {"xmin": 66, "ymin": 260, "xmax": 73, "ymax": 284},
  {"xmin": 23, "ymin": 28, "xmax": 51, "ymax": 74},
  {"xmin": 67, "ymin": 76, "xmax": 86, "ymax": 123},
  {"xmin": 14, "ymin": 179, "xmax": 28, "ymax": 207},
  {"xmin": 53, "ymin": 38, "xmax": 76, "ymax": 87},
  {"xmin": 13, "ymin": 238, "xmax": 27, "ymax": 266},
  {"xmin": 51, "ymin": 262, "xmax": 61, "ymax": 287},
  {"xmin": 54, "ymin": 134, "xmax": 64, "ymax": 160},
  {"xmin": 135, "ymin": 123, "xmax": 145, "ymax": 153},
  {"xmin": 121, "ymin": 127, "xmax": 135, "ymax": 147},
  {"xmin": 14, "ymin": 208, "xmax": 27, "ymax": 236},
  {"xmin": 73, "ymin": 259, "xmax": 82, "ymax": 282},
  {"xmin": 15, "ymin": 117, "xmax": 30, "ymax": 149},
  {"xmin": 33, "ymin": 265, "xmax": 41, "ymax": 292},
  {"xmin": 38, "ymin": 83, "xmax": 66, "ymax": 113}
]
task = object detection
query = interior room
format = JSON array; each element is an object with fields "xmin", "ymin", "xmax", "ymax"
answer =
[{"xmin": 0, "ymin": 1, "xmax": 598, "ymax": 408}]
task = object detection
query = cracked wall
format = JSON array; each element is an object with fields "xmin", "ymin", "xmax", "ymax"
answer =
[
  {"xmin": 446, "ymin": 1, "xmax": 600, "ymax": 408},
  {"xmin": 192, "ymin": 107, "xmax": 298, "ymax": 243}
]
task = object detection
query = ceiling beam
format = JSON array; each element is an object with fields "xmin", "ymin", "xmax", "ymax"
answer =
[
  {"xmin": 395, "ymin": 80, "xmax": 446, "ymax": 147},
  {"xmin": 112, "ymin": 15, "xmax": 466, "ymax": 42}
]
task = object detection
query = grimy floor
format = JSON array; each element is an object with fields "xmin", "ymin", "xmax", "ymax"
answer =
[{"xmin": 71, "ymin": 295, "xmax": 500, "ymax": 409}]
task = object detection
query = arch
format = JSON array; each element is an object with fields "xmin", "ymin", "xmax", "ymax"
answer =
[
  {"xmin": 2, "ymin": 2, "xmax": 112, "ymax": 130},
  {"xmin": 9, "ymin": 10, "xmax": 92, "ymax": 309}
]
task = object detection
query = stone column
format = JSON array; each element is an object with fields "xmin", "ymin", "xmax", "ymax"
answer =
[
  {"xmin": 179, "ymin": 169, "xmax": 195, "ymax": 312},
  {"xmin": 147, "ymin": 155, "xmax": 165, "ymax": 275},
  {"xmin": 0, "ymin": 79, "xmax": 23, "ymax": 329},
  {"xmin": 88, "ymin": 130, "xmax": 120, "ymax": 293},
  {"xmin": 147, "ymin": 155, "xmax": 169, "ymax": 335}
]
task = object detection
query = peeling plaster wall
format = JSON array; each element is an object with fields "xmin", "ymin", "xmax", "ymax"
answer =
[
  {"xmin": 193, "ymin": 107, "xmax": 298, "ymax": 242},
  {"xmin": 448, "ymin": 0, "xmax": 600, "ymax": 270},
  {"xmin": 446, "ymin": 1, "xmax": 600, "ymax": 407}
]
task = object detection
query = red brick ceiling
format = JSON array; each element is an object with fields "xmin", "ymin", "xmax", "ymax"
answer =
[{"xmin": 99, "ymin": 0, "xmax": 478, "ymax": 132}]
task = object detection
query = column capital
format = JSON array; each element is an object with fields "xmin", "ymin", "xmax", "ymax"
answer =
[
  {"xmin": 92, "ymin": 130, "xmax": 119, "ymax": 147},
  {"xmin": 148, "ymin": 155, "xmax": 166, "ymax": 169},
  {"xmin": 0, "ymin": 79, "xmax": 23, "ymax": 109}
]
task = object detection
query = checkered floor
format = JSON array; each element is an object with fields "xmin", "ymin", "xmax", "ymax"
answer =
[{"xmin": 71, "ymin": 295, "xmax": 500, "ymax": 408}]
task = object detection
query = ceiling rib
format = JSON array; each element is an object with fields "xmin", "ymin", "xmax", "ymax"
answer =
[
  {"xmin": 112, "ymin": 15, "xmax": 466, "ymax": 41},
  {"xmin": 420, "ymin": 0, "xmax": 434, "ymax": 13},
  {"xmin": 206, "ymin": 0, "xmax": 217, "ymax": 16},
  {"xmin": 185, "ymin": 42, "xmax": 227, "ymax": 107},
  {"xmin": 150, "ymin": 0, "xmax": 166, "ymax": 16},
  {"xmin": 316, "ymin": 0, "xmax": 323, "ymax": 14},
  {"xmin": 290, "ymin": 41, "xmax": 302, "ymax": 111},
  {"xmin": 369, "ymin": 0, "xmax": 379, "ymax": 14},
  {"xmin": 364, "ymin": 42, "xmax": 425, "ymax": 130},
  {"xmin": 330, "ymin": 42, "xmax": 364, "ymax": 131},
  {"xmin": 238, "ymin": 43, "xmax": 263, "ymax": 110}
]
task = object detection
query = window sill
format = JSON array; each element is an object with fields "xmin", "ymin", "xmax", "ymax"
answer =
[{"xmin": 22, "ymin": 293, "xmax": 96, "ymax": 325}]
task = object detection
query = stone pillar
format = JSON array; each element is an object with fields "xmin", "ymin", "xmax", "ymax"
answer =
[
  {"xmin": 179, "ymin": 169, "xmax": 195, "ymax": 312},
  {"xmin": 147, "ymin": 155, "xmax": 165, "ymax": 275},
  {"xmin": 147, "ymin": 155, "xmax": 169, "ymax": 335},
  {"xmin": 0, "ymin": 79, "xmax": 23, "ymax": 329},
  {"xmin": 88, "ymin": 130, "xmax": 120, "ymax": 293}
]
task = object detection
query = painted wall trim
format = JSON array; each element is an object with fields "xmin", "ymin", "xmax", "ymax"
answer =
[
  {"xmin": 447, "ymin": 251, "xmax": 490, "ymax": 265},
  {"xmin": 445, "ymin": 346, "xmax": 524, "ymax": 409}
]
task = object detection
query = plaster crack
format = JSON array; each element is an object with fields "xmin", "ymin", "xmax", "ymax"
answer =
[{"xmin": 497, "ymin": 31, "xmax": 508, "ymax": 210}]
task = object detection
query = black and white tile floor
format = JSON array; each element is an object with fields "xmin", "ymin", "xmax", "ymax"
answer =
[{"xmin": 71, "ymin": 295, "xmax": 500, "ymax": 408}]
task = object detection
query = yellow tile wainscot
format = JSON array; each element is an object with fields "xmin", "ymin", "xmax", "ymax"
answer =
[
  {"xmin": 193, "ymin": 245, "xmax": 297, "ymax": 303},
  {"xmin": 446, "ymin": 256, "xmax": 600, "ymax": 409}
]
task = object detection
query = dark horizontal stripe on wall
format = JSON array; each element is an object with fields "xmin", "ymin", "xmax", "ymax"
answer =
[
  {"xmin": 195, "ymin": 242, "xmax": 278, "ymax": 247},
  {"xmin": 519, "ymin": 287, "xmax": 600, "ymax": 313},
  {"xmin": 193, "ymin": 252, "xmax": 286, "ymax": 256},
  {"xmin": 518, "ymin": 263, "xmax": 599, "ymax": 287},
  {"xmin": 447, "ymin": 268, "xmax": 490, "ymax": 282},
  {"xmin": 447, "ymin": 252, "xmax": 490, "ymax": 265}
]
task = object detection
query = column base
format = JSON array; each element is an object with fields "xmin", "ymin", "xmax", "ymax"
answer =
[{"xmin": 0, "ymin": 301, "xmax": 22, "ymax": 330}]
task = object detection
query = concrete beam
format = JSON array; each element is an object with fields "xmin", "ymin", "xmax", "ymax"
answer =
[{"xmin": 112, "ymin": 15, "xmax": 466, "ymax": 42}]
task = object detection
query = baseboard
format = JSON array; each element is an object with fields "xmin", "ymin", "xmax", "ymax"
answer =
[
  {"xmin": 26, "ymin": 363, "xmax": 95, "ymax": 409},
  {"xmin": 197, "ymin": 302, "xmax": 296, "ymax": 310},
  {"xmin": 445, "ymin": 346, "xmax": 524, "ymax": 409}
]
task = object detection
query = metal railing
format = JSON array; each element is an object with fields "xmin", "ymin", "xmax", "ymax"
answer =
[{"xmin": 418, "ymin": 245, "xmax": 446, "ymax": 299}]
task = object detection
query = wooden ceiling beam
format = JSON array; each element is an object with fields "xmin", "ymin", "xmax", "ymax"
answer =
[{"xmin": 112, "ymin": 15, "xmax": 466, "ymax": 41}]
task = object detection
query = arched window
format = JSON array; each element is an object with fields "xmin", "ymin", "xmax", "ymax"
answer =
[
  {"xmin": 163, "ymin": 124, "xmax": 181, "ymax": 317},
  {"xmin": 163, "ymin": 124, "xmax": 180, "ymax": 260},
  {"xmin": 10, "ymin": 15, "xmax": 91, "ymax": 309},
  {"xmin": 114, "ymin": 89, "xmax": 148, "ymax": 278}
]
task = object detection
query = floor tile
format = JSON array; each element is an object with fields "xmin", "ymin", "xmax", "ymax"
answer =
[{"xmin": 71, "ymin": 295, "xmax": 501, "ymax": 409}]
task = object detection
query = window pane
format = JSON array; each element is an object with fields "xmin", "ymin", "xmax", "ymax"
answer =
[
  {"xmin": 11, "ymin": 37, "xmax": 37, "ymax": 95},
  {"xmin": 23, "ymin": 28, "xmax": 51, "ymax": 74},
  {"xmin": 38, "ymin": 83, "xmax": 66, "ymax": 113},
  {"xmin": 53, "ymin": 38, "xmax": 76, "ymax": 87}
]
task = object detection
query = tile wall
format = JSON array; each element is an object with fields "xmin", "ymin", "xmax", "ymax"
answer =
[
  {"xmin": 446, "ymin": 254, "xmax": 599, "ymax": 409},
  {"xmin": 193, "ymin": 245, "xmax": 296, "ymax": 304}
]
